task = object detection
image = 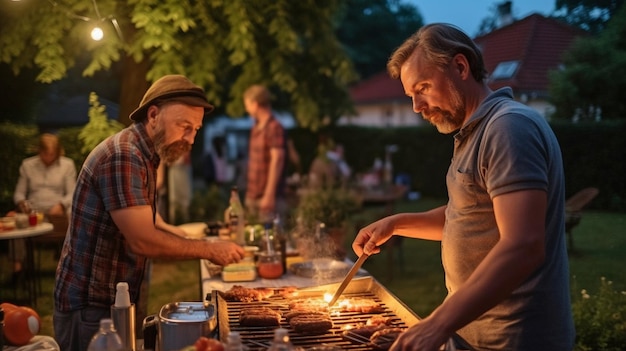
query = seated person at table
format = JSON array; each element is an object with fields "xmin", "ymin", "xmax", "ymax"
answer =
[{"xmin": 9, "ymin": 133, "xmax": 76, "ymax": 280}]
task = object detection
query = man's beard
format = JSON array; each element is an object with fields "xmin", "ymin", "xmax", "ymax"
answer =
[
  {"xmin": 153, "ymin": 128, "xmax": 192, "ymax": 164},
  {"xmin": 422, "ymin": 78, "xmax": 466, "ymax": 134}
]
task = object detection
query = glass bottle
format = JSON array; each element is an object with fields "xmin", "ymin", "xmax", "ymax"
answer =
[
  {"xmin": 87, "ymin": 318, "xmax": 124, "ymax": 351},
  {"xmin": 225, "ymin": 186, "xmax": 246, "ymax": 245},
  {"xmin": 266, "ymin": 328, "xmax": 295, "ymax": 351},
  {"xmin": 273, "ymin": 216, "xmax": 288, "ymax": 273},
  {"xmin": 224, "ymin": 331, "xmax": 248, "ymax": 351}
]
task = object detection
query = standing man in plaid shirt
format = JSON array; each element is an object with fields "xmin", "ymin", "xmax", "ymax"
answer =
[
  {"xmin": 53, "ymin": 75, "xmax": 245, "ymax": 351},
  {"xmin": 243, "ymin": 84, "xmax": 286, "ymax": 223}
]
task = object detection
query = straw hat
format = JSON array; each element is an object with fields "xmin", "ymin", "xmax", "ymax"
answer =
[{"xmin": 129, "ymin": 75, "xmax": 214, "ymax": 121}]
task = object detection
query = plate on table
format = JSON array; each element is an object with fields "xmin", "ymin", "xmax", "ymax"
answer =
[{"xmin": 290, "ymin": 258, "xmax": 351, "ymax": 279}]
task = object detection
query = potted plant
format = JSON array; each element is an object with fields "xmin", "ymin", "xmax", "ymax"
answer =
[{"xmin": 293, "ymin": 186, "xmax": 361, "ymax": 259}]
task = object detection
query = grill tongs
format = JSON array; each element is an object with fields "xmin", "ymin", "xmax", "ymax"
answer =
[{"xmin": 327, "ymin": 253, "xmax": 369, "ymax": 307}]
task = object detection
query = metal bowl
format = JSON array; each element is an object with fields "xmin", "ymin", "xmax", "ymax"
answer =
[{"xmin": 289, "ymin": 258, "xmax": 351, "ymax": 279}]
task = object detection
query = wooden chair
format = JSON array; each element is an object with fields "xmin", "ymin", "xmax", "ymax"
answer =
[{"xmin": 564, "ymin": 187, "xmax": 599, "ymax": 252}]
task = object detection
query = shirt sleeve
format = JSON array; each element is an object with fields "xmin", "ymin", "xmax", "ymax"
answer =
[
  {"xmin": 61, "ymin": 158, "xmax": 77, "ymax": 210},
  {"xmin": 99, "ymin": 143, "xmax": 151, "ymax": 211},
  {"xmin": 13, "ymin": 160, "xmax": 28, "ymax": 206},
  {"xmin": 480, "ymin": 113, "xmax": 549, "ymax": 198},
  {"xmin": 268, "ymin": 120, "xmax": 285, "ymax": 150}
]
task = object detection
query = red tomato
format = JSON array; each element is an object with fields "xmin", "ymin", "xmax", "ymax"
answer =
[
  {"xmin": 194, "ymin": 336, "xmax": 224, "ymax": 351},
  {"xmin": 3, "ymin": 305, "xmax": 41, "ymax": 346}
]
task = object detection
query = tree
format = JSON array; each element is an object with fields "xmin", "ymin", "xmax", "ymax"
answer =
[
  {"xmin": 549, "ymin": 3, "xmax": 626, "ymax": 120},
  {"xmin": 334, "ymin": 0, "xmax": 423, "ymax": 80},
  {"xmin": 0, "ymin": 0, "xmax": 357, "ymax": 130},
  {"xmin": 555, "ymin": 0, "xmax": 625, "ymax": 34}
]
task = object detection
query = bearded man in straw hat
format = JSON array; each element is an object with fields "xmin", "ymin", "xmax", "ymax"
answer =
[{"xmin": 53, "ymin": 75, "xmax": 245, "ymax": 351}]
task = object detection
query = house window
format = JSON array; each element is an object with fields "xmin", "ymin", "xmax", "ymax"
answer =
[{"xmin": 491, "ymin": 60, "xmax": 519, "ymax": 80}]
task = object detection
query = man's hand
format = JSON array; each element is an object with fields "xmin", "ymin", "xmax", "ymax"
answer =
[
  {"xmin": 207, "ymin": 241, "xmax": 245, "ymax": 266},
  {"xmin": 390, "ymin": 318, "xmax": 450, "ymax": 351}
]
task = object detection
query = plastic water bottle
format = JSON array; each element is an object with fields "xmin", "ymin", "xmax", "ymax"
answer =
[
  {"xmin": 224, "ymin": 331, "xmax": 248, "ymax": 351},
  {"xmin": 87, "ymin": 318, "xmax": 124, "ymax": 351},
  {"xmin": 266, "ymin": 328, "xmax": 294, "ymax": 351}
]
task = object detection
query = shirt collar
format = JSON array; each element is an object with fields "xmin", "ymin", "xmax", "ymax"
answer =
[
  {"xmin": 131, "ymin": 122, "xmax": 161, "ymax": 167},
  {"xmin": 456, "ymin": 87, "xmax": 514, "ymax": 138}
]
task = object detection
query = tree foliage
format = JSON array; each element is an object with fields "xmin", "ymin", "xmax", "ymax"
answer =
[
  {"xmin": 555, "ymin": 0, "xmax": 625, "ymax": 34},
  {"xmin": 549, "ymin": 3, "xmax": 626, "ymax": 120},
  {"xmin": 0, "ymin": 0, "xmax": 358, "ymax": 130},
  {"xmin": 79, "ymin": 92, "xmax": 124, "ymax": 155},
  {"xmin": 334, "ymin": 0, "xmax": 423, "ymax": 79}
]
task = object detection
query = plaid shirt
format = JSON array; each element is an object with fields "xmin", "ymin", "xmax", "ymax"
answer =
[
  {"xmin": 246, "ymin": 116, "xmax": 285, "ymax": 199},
  {"xmin": 54, "ymin": 122, "xmax": 159, "ymax": 311}
]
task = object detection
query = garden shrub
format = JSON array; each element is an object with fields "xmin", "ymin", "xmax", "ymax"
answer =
[{"xmin": 572, "ymin": 277, "xmax": 626, "ymax": 350}]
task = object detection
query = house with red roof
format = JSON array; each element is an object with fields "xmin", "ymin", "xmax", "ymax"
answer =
[{"xmin": 340, "ymin": 13, "xmax": 588, "ymax": 127}]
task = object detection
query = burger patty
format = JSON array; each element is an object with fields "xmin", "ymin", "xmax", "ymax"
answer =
[
  {"xmin": 238, "ymin": 307, "xmax": 281, "ymax": 326},
  {"xmin": 289, "ymin": 314, "xmax": 334, "ymax": 334}
]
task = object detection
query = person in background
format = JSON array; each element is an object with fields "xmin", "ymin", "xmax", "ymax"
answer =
[
  {"xmin": 352, "ymin": 24, "xmax": 574, "ymax": 351},
  {"xmin": 53, "ymin": 75, "xmax": 245, "ymax": 351},
  {"xmin": 166, "ymin": 150, "xmax": 193, "ymax": 224},
  {"xmin": 205, "ymin": 135, "xmax": 229, "ymax": 187},
  {"xmin": 10, "ymin": 133, "xmax": 76, "ymax": 279},
  {"xmin": 327, "ymin": 143, "xmax": 351, "ymax": 182},
  {"xmin": 308, "ymin": 137, "xmax": 338, "ymax": 189},
  {"xmin": 242, "ymin": 84, "xmax": 286, "ymax": 223}
]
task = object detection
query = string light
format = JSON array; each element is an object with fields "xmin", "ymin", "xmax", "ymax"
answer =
[
  {"xmin": 10, "ymin": 0, "xmax": 122, "ymax": 41},
  {"xmin": 90, "ymin": 26, "xmax": 104, "ymax": 41}
]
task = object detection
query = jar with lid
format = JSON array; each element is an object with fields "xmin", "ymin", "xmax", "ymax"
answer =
[
  {"xmin": 257, "ymin": 252, "xmax": 283, "ymax": 279},
  {"xmin": 257, "ymin": 222, "xmax": 284, "ymax": 279}
]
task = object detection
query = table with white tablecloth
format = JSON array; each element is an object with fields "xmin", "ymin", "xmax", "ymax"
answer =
[{"xmin": 0, "ymin": 222, "xmax": 54, "ymax": 306}]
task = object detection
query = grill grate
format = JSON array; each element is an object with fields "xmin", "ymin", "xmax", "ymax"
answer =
[{"xmin": 213, "ymin": 277, "xmax": 419, "ymax": 350}]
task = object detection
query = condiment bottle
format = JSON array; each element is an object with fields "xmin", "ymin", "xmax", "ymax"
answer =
[
  {"xmin": 273, "ymin": 216, "xmax": 288, "ymax": 273},
  {"xmin": 111, "ymin": 282, "xmax": 135, "ymax": 351},
  {"xmin": 225, "ymin": 186, "xmax": 246, "ymax": 245}
]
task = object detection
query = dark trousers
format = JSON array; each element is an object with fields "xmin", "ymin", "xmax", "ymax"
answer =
[{"xmin": 53, "ymin": 307, "xmax": 109, "ymax": 351}]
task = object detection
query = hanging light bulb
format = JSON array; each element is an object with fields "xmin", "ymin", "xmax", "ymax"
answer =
[{"xmin": 91, "ymin": 26, "xmax": 103, "ymax": 41}]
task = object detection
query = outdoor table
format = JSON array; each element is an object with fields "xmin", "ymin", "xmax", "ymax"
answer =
[
  {"xmin": 0, "ymin": 222, "xmax": 53, "ymax": 307},
  {"xmin": 200, "ymin": 256, "xmax": 369, "ymax": 299}
]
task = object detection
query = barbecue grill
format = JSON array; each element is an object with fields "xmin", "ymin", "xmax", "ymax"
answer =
[{"xmin": 209, "ymin": 276, "xmax": 471, "ymax": 350}]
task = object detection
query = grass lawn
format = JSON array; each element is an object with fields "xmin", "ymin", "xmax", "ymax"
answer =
[{"xmin": 2, "ymin": 197, "xmax": 624, "ymax": 342}]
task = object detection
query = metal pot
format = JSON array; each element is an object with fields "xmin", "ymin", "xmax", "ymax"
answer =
[{"xmin": 143, "ymin": 301, "xmax": 217, "ymax": 351}]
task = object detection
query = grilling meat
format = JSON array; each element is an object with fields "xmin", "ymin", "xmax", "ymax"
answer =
[
  {"xmin": 222, "ymin": 285, "xmax": 273, "ymax": 302},
  {"xmin": 222, "ymin": 285, "xmax": 297, "ymax": 302},
  {"xmin": 347, "ymin": 315, "xmax": 395, "ymax": 338},
  {"xmin": 288, "ymin": 299, "xmax": 330, "ymax": 312},
  {"xmin": 370, "ymin": 327, "xmax": 404, "ymax": 350},
  {"xmin": 284, "ymin": 310, "xmax": 329, "ymax": 322},
  {"xmin": 339, "ymin": 298, "xmax": 385, "ymax": 313},
  {"xmin": 289, "ymin": 314, "xmax": 334, "ymax": 334},
  {"xmin": 239, "ymin": 307, "xmax": 281, "ymax": 326},
  {"xmin": 289, "ymin": 296, "xmax": 384, "ymax": 313}
]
